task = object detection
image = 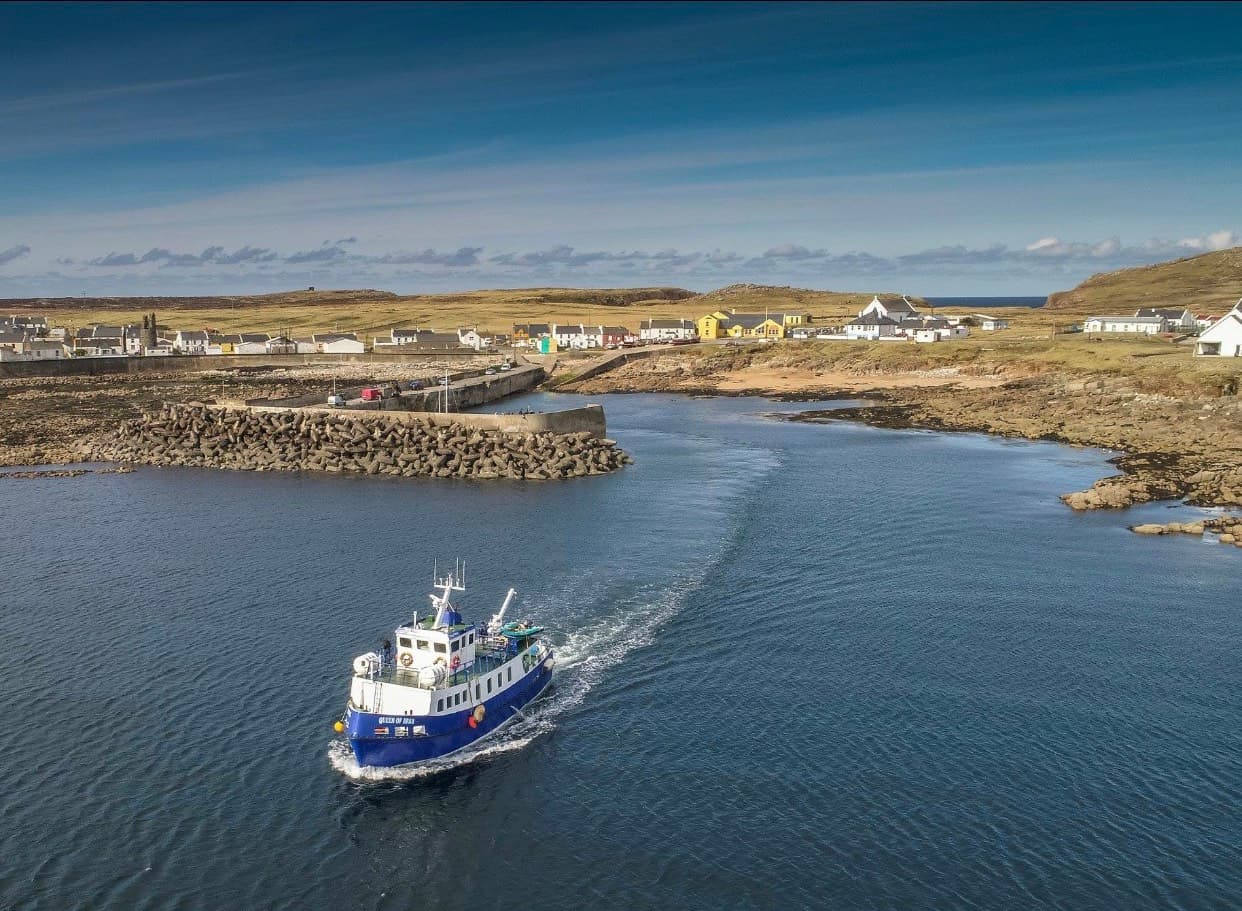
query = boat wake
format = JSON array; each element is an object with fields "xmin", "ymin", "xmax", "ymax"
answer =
[{"xmin": 326, "ymin": 568, "xmax": 711, "ymax": 783}]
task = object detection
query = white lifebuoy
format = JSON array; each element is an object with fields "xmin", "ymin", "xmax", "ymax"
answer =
[{"xmin": 399, "ymin": 653, "xmax": 413, "ymax": 667}]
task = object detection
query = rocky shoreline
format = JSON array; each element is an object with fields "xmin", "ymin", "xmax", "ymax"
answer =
[
  {"xmin": 89, "ymin": 403, "xmax": 632, "ymax": 480},
  {"xmin": 564, "ymin": 352, "xmax": 1242, "ymax": 513}
]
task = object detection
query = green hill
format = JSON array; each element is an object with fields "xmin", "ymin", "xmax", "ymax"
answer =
[{"xmin": 1047, "ymin": 247, "xmax": 1242, "ymax": 316}]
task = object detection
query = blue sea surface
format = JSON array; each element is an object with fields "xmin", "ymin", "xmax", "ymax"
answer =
[
  {"xmin": 1, "ymin": 393, "xmax": 1238, "ymax": 911},
  {"xmin": 926, "ymin": 297, "xmax": 1046, "ymax": 308}
]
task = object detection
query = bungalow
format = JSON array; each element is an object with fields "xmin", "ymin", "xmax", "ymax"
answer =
[
  {"xmin": 640, "ymin": 318, "xmax": 698, "ymax": 342},
  {"xmin": 1136, "ymin": 308, "xmax": 1196, "ymax": 333},
  {"xmin": 313, "ymin": 333, "xmax": 366, "ymax": 354},
  {"xmin": 844, "ymin": 313, "xmax": 899, "ymax": 340},
  {"xmin": 858, "ymin": 295, "xmax": 919, "ymax": 324},
  {"xmin": 974, "ymin": 314, "xmax": 1010, "ymax": 331},
  {"xmin": 512, "ymin": 324, "xmax": 552, "ymax": 347},
  {"xmin": 1194, "ymin": 301, "xmax": 1242, "ymax": 357},
  {"xmin": 235, "ymin": 332, "xmax": 271, "ymax": 355},
  {"xmin": 1083, "ymin": 315, "xmax": 1166, "ymax": 335},
  {"xmin": 724, "ymin": 314, "xmax": 785, "ymax": 339},
  {"xmin": 174, "ymin": 329, "xmax": 210, "ymax": 354},
  {"xmin": 266, "ymin": 335, "xmax": 297, "ymax": 354},
  {"xmin": 293, "ymin": 337, "xmax": 319, "ymax": 354}
]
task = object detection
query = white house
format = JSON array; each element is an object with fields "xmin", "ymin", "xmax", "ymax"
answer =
[
  {"xmin": 858, "ymin": 295, "xmax": 919, "ymax": 323},
  {"xmin": 975, "ymin": 314, "xmax": 1010, "ymax": 331},
  {"xmin": 314, "ymin": 333, "xmax": 365, "ymax": 354},
  {"xmin": 639, "ymin": 318, "xmax": 697, "ymax": 342},
  {"xmin": 844, "ymin": 314, "xmax": 899, "ymax": 340},
  {"xmin": 174, "ymin": 330, "xmax": 210, "ymax": 354},
  {"xmin": 76, "ymin": 337, "xmax": 125, "ymax": 356},
  {"xmin": 1136, "ymin": 308, "xmax": 1196, "ymax": 333},
  {"xmin": 234, "ymin": 332, "xmax": 270, "ymax": 355},
  {"xmin": 391, "ymin": 328, "xmax": 432, "ymax": 346},
  {"xmin": 580, "ymin": 325, "xmax": 604, "ymax": 348},
  {"xmin": 552, "ymin": 323, "xmax": 591, "ymax": 350},
  {"xmin": 1084, "ymin": 316, "xmax": 1166, "ymax": 335},
  {"xmin": 1195, "ymin": 302, "xmax": 1242, "ymax": 357},
  {"xmin": 266, "ymin": 336, "xmax": 297, "ymax": 354},
  {"xmin": 457, "ymin": 327, "xmax": 490, "ymax": 351},
  {"xmin": 294, "ymin": 338, "xmax": 319, "ymax": 354}
]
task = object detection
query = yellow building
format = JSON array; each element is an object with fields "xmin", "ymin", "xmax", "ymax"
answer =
[
  {"xmin": 697, "ymin": 310, "xmax": 808, "ymax": 339},
  {"xmin": 696, "ymin": 311, "xmax": 732, "ymax": 339}
]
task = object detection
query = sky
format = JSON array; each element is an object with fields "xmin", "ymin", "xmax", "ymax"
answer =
[{"xmin": 2, "ymin": 1, "xmax": 1241, "ymax": 298}]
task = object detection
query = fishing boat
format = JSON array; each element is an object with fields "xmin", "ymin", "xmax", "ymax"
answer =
[{"xmin": 337, "ymin": 561, "xmax": 555, "ymax": 768}]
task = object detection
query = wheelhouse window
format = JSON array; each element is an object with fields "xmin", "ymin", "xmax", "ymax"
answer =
[
  {"xmin": 398, "ymin": 637, "xmax": 412, "ymax": 648},
  {"xmin": 451, "ymin": 639, "xmax": 460, "ymax": 652},
  {"xmin": 434, "ymin": 642, "xmax": 447, "ymax": 654},
  {"xmin": 416, "ymin": 639, "xmax": 430, "ymax": 651}
]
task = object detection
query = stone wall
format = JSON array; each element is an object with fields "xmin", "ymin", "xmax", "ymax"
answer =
[
  {"xmin": 90, "ymin": 403, "xmax": 626, "ymax": 480},
  {"xmin": 0, "ymin": 350, "xmax": 486, "ymax": 380}
]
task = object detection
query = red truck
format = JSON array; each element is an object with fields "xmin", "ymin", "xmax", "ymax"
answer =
[{"xmin": 360, "ymin": 387, "xmax": 382, "ymax": 402}]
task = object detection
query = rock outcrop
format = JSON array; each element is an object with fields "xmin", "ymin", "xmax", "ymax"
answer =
[
  {"xmin": 1129, "ymin": 517, "xmax": 1242, "ymax": 546},
  {"xmin": 90, "ymin": 404, "xmax": 632, "ymax": 480}
]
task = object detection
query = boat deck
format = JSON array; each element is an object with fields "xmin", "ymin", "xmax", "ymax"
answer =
[{"xmin": 374, "ymin": 645, "xmax": 512, "ymax": 689}]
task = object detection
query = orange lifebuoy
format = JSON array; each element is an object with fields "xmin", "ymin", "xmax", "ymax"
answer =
[
  {"xmin": 399, "ymin": 653, "xmax": 413, "ymax": 667},
  {"xmin": 468, "ymin": 704, "xmax": 485, "ymax": 728},
  {"xmin": 451, "ymin": 655, "xmax": 461, "ymax": 670}
]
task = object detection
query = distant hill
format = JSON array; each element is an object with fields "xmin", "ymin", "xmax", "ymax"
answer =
[
  {"xmin": 1, "ymin": 288, "xmax": 401, "ymax": 311},
  {"xmin": 1046, "ymin": 247, "xmax": 1242, "ymax": 316}
]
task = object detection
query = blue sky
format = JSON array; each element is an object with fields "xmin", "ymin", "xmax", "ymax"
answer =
[{"xmin": 2, "ymin": 1, "xmax": 1241, "ymax": 297}]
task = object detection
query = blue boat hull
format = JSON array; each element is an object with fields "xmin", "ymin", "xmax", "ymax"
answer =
[{"xmin": 346, "ymin": 658, "xmax": 553, "ymax": 768}]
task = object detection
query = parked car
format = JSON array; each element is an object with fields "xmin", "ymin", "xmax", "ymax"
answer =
[
  {"xmin": 499, "ymin": 362, "xmax": 512, "ymax": 371},
  {"xmin": 484, "ymin": 368, "xmax": 497, "ymax": 376},
  {"xmin": 360, "ymin": 387, "xmax": 382, "ymax": 402},
  {"xmin": 327, "ymin": 393, "xmax": 347, "ymax": 407},
  {"xmin": 407, "ymin": 379, "xmax": 425, "ymax": 390}
]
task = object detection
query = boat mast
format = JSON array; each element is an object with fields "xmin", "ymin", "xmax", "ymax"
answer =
[{"xmin": 488, "ymin": 588, "xmax": 517, "ymax": 634}]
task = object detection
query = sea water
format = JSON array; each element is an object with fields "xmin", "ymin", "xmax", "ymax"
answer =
[{"xmin": 1, "ymin": 393, "xmax": 1237, "ymax": 911}]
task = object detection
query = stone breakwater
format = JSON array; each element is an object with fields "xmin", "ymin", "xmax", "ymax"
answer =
[{"xmin": 90, "ymin": 404, "xmax": 632, "ymax": 480}]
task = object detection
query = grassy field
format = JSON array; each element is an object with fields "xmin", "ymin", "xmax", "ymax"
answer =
[
  {"xmin": 14, "ymin": 283, "xmax": 1064, "ymax": 339},
  {"xmin": 667, "ymin": 332, "xmax": 1241, "ymax": 397}
]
